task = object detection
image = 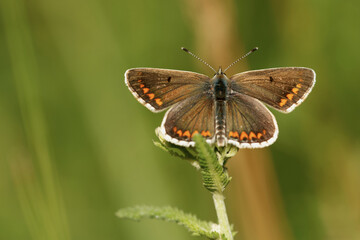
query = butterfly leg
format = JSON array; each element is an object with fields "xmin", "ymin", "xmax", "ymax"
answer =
[{"xmin": 215, "ymin": 100, "xmax": 227, "ymax": 147}]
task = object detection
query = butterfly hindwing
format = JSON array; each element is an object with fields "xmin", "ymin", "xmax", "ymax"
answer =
[
  {"xmin": 160, "ymin": 92, "xmax": 215, "ymax": 147},
  {"xmin": 226, "ymin": 92, "xmax": 278, "ymax": 148},
  {"xmin": 125, "ymin": 68, "xmax": 211, "ymax": 112},
  {"xmin": 229, "ymin": 67, "xmax": 315, "ymax": 113}
]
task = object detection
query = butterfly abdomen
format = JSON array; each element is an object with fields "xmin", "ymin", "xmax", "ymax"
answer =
[{"xmin": 215, "ymin": 100, "xmax": 227, "ymax": 147}]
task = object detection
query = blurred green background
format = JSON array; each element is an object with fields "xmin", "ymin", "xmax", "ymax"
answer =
[{"xmin": 1, "ymin": 0, "xmax": 359, "ymax": 239}]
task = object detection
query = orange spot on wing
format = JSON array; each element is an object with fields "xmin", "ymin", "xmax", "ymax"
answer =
[
  {"xmin": 263, "ymin": 129, "xmax": 266, "ymax": 135},
  {"xmin": 191, "ymin": 130, "xmax": 199, "ymax": 137},
  {"xmin": 292, "ymin": 88, "xmax": 299, "ymax": 94},
  {"xmin": 173, "ymin": 127, "xmax": 177, "ymax": 133},
  {"xmin": 230, "ymin": 131, "xmax": 239, "ymax": 138},
  {"xmin": 240, "ymin": 131, "xmax": 248, "ymax": 141},
  {"xmin": 142, "ymin": 88, "xmax": 149, "ymax": 94},
  {"xmin": 139, "ymin": 84, "xmax": 145, "ymax": 88},
  {"xmin": 296, "ymin": 83, "xmax": 302, "ymax": 88},
  {"xmin": 183, "ymin": 130, "xmax": 191, "ymax": 138},
  {"xmin": 257, "ymin": 133, "xmax": 264, "ymax": 139},
  {"xmin": 155, "ymin": 98, "xmax": 163, "ymax": 106},
  {"xmin": 286, "ymin": 93, "xmax": 294, "ymax": 100},
  {"xmin": 201, "ymin": 130, "xmax": 211, "ymax": 137},
  {"xmin": 279, "ymin": 98, "xmax": 287, "ymax": 107},
  {"xmin": 147, "ymin": 93, "xmax": 155, "ymax": 99},
  {"xmin": 299, "ymin": 78, "xmax": 304, "ymax": 82},
  {"xmin": 137, "ymin": 79, "xmax": 142, "ymax": 82},
  {"xmin": 176, "ymin": 130, "xmax": 183, "ymax": 137},
  {"xmin": 249, "ymin": 132, "xmax": 257, "ymax": 140}
]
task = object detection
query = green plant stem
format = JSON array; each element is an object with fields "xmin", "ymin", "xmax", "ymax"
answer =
[{"xmin": 213, "ymin": 191, "xmax": 232, "ymax": 240}]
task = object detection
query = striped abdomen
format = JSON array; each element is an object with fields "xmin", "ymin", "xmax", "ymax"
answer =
[{"xmin": 215, "ymin": 100, "xmax": 227, "ymax": 147}]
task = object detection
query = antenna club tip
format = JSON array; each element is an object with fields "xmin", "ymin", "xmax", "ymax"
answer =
[
  {"xmin": 252, "ymin": 47, "xmax": 259, "ymax": 52},
  {"xmin": 181, "ymin": 47, "xmax": 189, "ymax": 52}
]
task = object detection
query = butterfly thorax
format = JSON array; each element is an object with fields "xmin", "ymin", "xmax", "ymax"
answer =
[
  {"xmin": 213, "ymin": 75, "xmax": 228, "ymax": 100},
  {"xmin": 212, "ymin": 71, "xmax": 228, "ymax": 147}
]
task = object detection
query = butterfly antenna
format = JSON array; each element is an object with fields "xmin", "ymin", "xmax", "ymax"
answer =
[
  {"xmin": 181, "ymin": 47, "xmax": 217, "ymax": 73},
  {"xmin": 224, "ymin": 47, "xmax": 258, "ymax": 73}
]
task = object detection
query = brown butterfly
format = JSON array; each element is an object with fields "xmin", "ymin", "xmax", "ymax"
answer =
[{"xmin": 125, "ymin": 48, "xmax": 316, "ymax": 148}]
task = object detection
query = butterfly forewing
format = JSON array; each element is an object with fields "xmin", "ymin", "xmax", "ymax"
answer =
[
  {"xmin": 125, "ymin": 68, "xmax": 211, "ymax": 112},
  {"xmin": 160, "ymin": 93, "xmax": 215, "ymax": 147},
  {"xmin": 229, "ymin": 67, "xmax": 315, "ymax": 113},
  {"xmin": 226, "ymin": 92, "xmax": 278, "ymax": 148}
]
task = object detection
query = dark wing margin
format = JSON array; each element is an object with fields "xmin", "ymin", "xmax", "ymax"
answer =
[
  {"xmin": 159, "ymin": 93, "xmax": 215, "ymax": 147},
  {"xmin": 125, "ymin": 68, "xmax": 211, "ymax": 112},
  {"xmin": 229, "ymin": 67, "xmax": 316, "ymax": 113},
  {"xmin": 226, "ymin": 93, "xmax": 278, "ymax": 148}
]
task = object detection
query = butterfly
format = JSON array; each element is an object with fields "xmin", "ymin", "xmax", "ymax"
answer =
[{"xmin": 125, "ymin": 47, "xmax": 316, "ymax": 148}]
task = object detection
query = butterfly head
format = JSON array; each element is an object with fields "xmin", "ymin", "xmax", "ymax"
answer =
[
  {"xmin": 213, "ymin": 67, "xmax": 229, "ymax": 83},
  {"xmin": 216, "ymin": 67, "xmax": 225, "ymax": 76}
]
